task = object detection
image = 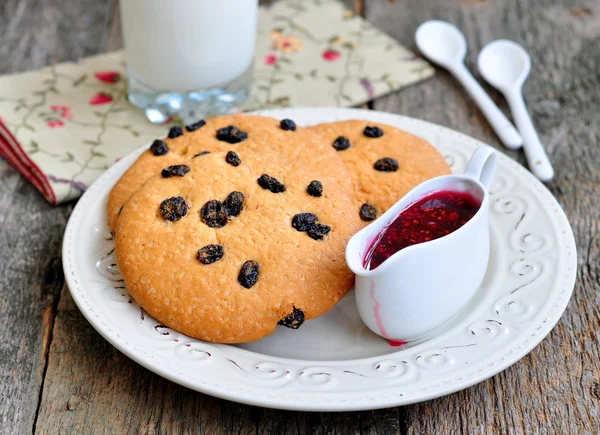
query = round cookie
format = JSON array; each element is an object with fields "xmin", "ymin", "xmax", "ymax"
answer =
[
  {"xmin": 308, "ymin": 120, "xmax": 451, "ymax": 223},
  {"xmin": 115, "ymin": 151, "xmax": 362, "ymax": 344},
  {"xmin": 107, "ymin": 115, "xmax": 353, "ymax": 232}
]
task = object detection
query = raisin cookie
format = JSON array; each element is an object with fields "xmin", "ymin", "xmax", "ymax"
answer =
[
  {"xmin": 107, "ymin": 115, "xmax": 353, "ymax": 232},
  {"xmin": 308, "ymin": 120, "xmax": 451, "ymax": 223},
  {"xmin": 115, "ymin": 151, "xmax": 361, "ymax": 343}
]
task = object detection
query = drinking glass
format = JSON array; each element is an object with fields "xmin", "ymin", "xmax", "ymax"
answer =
[{"xmin": 120, "ymin": 0, "xmax": 258, "ymax": 124}]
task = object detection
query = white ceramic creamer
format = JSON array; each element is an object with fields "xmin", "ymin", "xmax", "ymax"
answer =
[{"xmin": 346, "ymin": 146, "xmax": 498, "ymax": 342}]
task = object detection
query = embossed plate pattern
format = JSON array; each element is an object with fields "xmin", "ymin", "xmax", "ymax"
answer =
[{"xmin": 63, "ymin": 108, "xmax": 577, "ymax": 411}]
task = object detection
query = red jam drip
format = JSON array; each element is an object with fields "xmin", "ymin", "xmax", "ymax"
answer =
[{"xmin": 364, "ymin": 190, "xmax": 481, "ymax": 270}]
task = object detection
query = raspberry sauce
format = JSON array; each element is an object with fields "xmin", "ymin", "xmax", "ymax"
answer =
[{"xmin": 364, "ymin": 190, "xmax": 481, "ymax": 270}]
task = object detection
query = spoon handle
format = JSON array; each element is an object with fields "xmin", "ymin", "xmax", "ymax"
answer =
[
  {"xmin": 506, "ymin": 90, "xmax": 555, "ymax": 182},
  {"xmin": 451, "ymin": 63, "xmax": 523, "ymax": 150}
]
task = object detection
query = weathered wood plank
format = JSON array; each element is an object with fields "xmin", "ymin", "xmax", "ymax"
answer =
[
  {"xmin": 0, "ymin": 0, "xmax": 117, "ymax": 433},
  {"xmin": 365, "ymin": 0, "xmax": 600, "ymax": 433}
]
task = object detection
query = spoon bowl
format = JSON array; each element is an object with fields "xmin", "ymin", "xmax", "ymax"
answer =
[
  {"xmin": 415, "ymin": 20, "xmax": 467, "ymax": 67},
  {"xmin": 478, "ymin": 40, "xmax": 531, "ymax": 91}
]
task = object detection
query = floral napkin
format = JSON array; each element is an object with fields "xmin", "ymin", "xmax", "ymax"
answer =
[{"xmin": 0, "ymin": 0, "xmax": 433, "ymax": 204}]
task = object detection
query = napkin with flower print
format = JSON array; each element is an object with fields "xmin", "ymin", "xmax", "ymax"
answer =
[{"xmin": 0, "ymin": 0, "xmax": 433, "ymax": 204}]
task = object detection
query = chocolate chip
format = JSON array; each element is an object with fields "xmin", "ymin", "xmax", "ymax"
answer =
[
  {"xmin": 332, "ymin": 136, "xmax": 351, "ymax": 151},
  {"xmin": 292, "ymin": 213, "xmax": 318, "ymax": 232},
  {"xmin": 161, "ymin": 164, "xmax": 190, "ymax": 178},
  {"xmin": 278, "ymin": 307, "xmax": 305, "ymax": 329},
  {"xmin": 257, "ymin": 174, "xmax": 286, "ymax": 193},
  {"xmin": 168, "ymin": 126, "xmax": 183, "ymax": 138},
  {"xmin": 307, "ymin": 223, "xmax": 331, "ymax": 240},
  {"xmin": 223, "ymin": 191, "xmax": 245, "ymax": 217},
  {"xmin": 159, "ymin": 196, "xmax": 188, "ymax": 221},
  {"xmin": 364, "ymin": 126, "xmax": 384, "ymax": 138},
  {"xmin": 280, "ymin": 119, "xmax": 297, "ymax": 131},
  {"xmin": 193, "ymin": 151, "xmax": 210, "ymax": 158},
  {"xmin": 238, "ymin": 260, "xmax": 259, "ymax": 289},
  {"xmin": 374, "ymin": 157, "xmax": 399, "ymax": 172},
  {"xmin": 225, "ymin": 151, "xmax": 241, "ymax": 167},
  {"xmin": 359, "ymin": 203, "xmax": 377, "ymax": 221},
  {"xmin": 185, "ymin": 119, "xmax": 206, "ymax": 132},
  {"xmin": 306, "ymin": 180, "xmax": 323, "ymax": 197},
  {"xmin": 216, "ymin": 125, "xmax": 248, "ymax": 144},
  {"xmin": 197, "ymin": 244, "xmax": 224, "ymax": 265},
  {"xmin": 150, "ymin": 139, "xmax": 168, "ymax": 156},
  {"xmin": 200, "ymin": 200, "xmax": 228, "ymax": 228}
]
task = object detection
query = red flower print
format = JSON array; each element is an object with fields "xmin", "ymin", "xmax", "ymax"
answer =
[
  {"xmin": 89, "ymin": 92, "xmax": 113, "ymax": 105},
  {"xmin": 51, "ymin": 105, "xmax": 73, "ymax": 119},
  {"xmin": 95, "ymin": 71, "xmax": 121, "ymax": 84},
  {"xmin": 322, "ymin": 49, "xmax": 341, "ymax": 61},
  {"xmin": 47, "ymin": 120, "xmax": 64, "ymax": 128},
  {"xmin": 265, "ymin": 54, "xmax": 277, "ymax": 66}
]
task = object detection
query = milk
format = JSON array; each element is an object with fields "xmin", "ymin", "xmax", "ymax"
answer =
[{"xmin": 120, "ymin": 0, "xmax": 258, "ymax": 93}]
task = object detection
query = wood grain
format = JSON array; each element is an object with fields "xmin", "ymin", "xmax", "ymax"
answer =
[
  {"xmin": 1, "ymin": 0, "xmax": 599, "ymax": 433},
  {"xmin": 366, "ymin": 0, "xmax": 600, "ymax": 433}
]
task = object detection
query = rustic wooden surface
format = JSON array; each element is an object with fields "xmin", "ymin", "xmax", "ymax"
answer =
[{"xmin": 1, "ymin": 0, "xmax": 599, "ymax": 433}]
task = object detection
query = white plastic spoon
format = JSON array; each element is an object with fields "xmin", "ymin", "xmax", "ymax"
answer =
[
  {"xmin": 478, "ymin": 40, "xmax": 555, "ymax": 182},
  {"xmin": 415, "ymin": 20, "xmax": 523, "ymax": 150}
]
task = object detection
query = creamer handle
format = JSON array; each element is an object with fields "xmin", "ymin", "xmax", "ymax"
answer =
[{"xmin": 464, "ymin": 146, "xmax": 498, "ymax": 190}]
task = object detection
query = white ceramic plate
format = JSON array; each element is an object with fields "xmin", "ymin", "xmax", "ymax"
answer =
[{"xmin": 63, "ymin": 108, "xmax": 577, "ymax": 411}]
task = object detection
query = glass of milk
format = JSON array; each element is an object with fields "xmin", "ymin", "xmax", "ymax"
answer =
[{"xmin": 120, "ymin": 0, "xmax": 258, "ymax": 124}]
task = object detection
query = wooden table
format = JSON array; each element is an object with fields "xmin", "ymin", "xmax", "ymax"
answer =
[{"xmin": 1, "ymin": 0, "xmax": 598, "ymax": 433}]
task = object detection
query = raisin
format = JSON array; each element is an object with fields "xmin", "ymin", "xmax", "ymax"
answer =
[
  {"xmin": 160, "ymin": 196, "xmax": 188, "ymax": 221},
  {"xmin": 197, "ymin": 244, "xmax": 224, "ymax": 265},
  {"xmin": 193, "ymin": 151, "xmax": 210, "ymax": 158},
  {"xmin": 292, "ymin": 213, "xmax": 318, "ymax": 232},
  {"xmin": 150, "ymin": 139, "xmax": 168, "ymax": 156},
  {"xmin": 364, "ymin": 125, "xmax": 384, "ymax": 138},
  {"xmin": 374, "ymin": 157, "xmax": 399, "ymax": 172},
  {"xmin": 280, "ymin": 118, "xmax": 296, "ymax": 131},
  {"xmin": 223, "ymin": 191, "xmax": 245, "ymax": 217},
  {"xmin": 332, "ymin": 136, "xmax": 351, "ymax": 151},
  {"xmin": 200, "ymin": 200, "xmax": 228, "ymax": 228},
  {"xmin": 238, "ymin": 260, "xmax": 259, "ymax": 289},
  {"xmin": 225, "ymin": 151, "xmax": 241, "ymax": 167},
  {"xmin": 306, "ymin": 180, "xmax": 323, "ymax": 197},
  {"xmin": 307, "ymin": 223, "xmax": 331, "ymax": 240},
  {"xmin": 278, "ymin": 307, "xmax": 305, "ymax": 329},
  {"xmin": 161, "ymin": 164, "xmax": 190, "ymax": 178},
  {"xmin": 359, "ymin": 203, "xmax": 377, "ymax": 221},
  {"xmin": 185, "ymin": 119, "xmax": 206, "ymax": 132},
  {"xmin": 216, "ymin": 125, "xmax": 248, "ymax": 144},
  {"xmin": 257, "ymin": 174, "xmax": 286, "ymax": 193},
  {"xmin": 168, "ymin": 126, "xmax": 183, "ymax": 138}
]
